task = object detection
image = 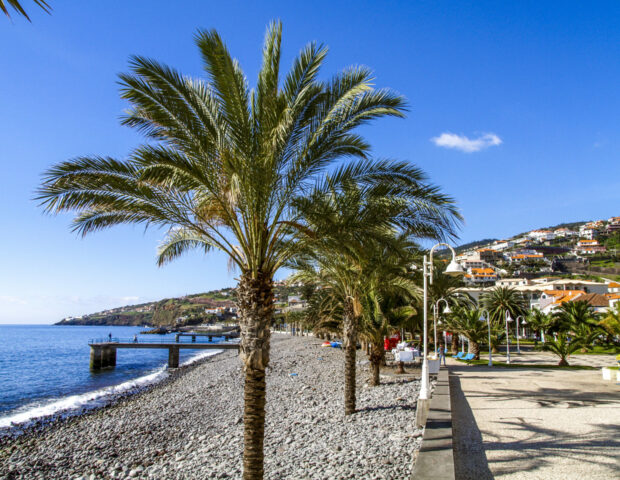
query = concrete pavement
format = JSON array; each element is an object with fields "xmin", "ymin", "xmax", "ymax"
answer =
[{"xmin": 449, "ymin": 353, "xmax": 620, "ymax": 479}]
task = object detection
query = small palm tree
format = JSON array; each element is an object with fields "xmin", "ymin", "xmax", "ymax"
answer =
[
  {"xmin": 38, "ymin": 22, "xmax": 408, "ymax": 480},
  {"xmin": 1, "ymin": 0, "xmax": 50, "ymax": 20},
  {"xmin": 527, "ymin": 309, "xmax": 554, "ymax": 344},
  {"xmin": 449, "ymin": 307, "xmax": 488, "ymax": 360},
  {"xmin": 553, "ymin": 301, "xmax": 598, "ymax": 332},
  {"xmin": 599, "ymin": 303, "xmax": 620, "ymax": 343},
  {"xmin": 543, "ymin": 335, "xmax": 583, "ymax": 366}
]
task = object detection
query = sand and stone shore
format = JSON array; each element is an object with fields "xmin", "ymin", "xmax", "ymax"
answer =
[{"xmin": 0, "ymin": 335, "xmax": 423, "ymax": 479}]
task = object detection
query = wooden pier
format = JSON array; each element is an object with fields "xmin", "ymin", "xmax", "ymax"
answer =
[
  {"xmin": 88, "ymin": 338, "xmax": 239, "ymax": 370},
  {"xmin": 174, "ymin": 331, "xmax": 238, "ymax": 342}
]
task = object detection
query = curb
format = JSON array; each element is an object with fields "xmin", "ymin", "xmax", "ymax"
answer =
[{"xmin": 411, "ymin": 368, "xmax": 454, "ymax": 479}]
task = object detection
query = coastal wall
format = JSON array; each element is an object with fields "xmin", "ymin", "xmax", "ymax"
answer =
[{"xmin": 411, "ymin": 368, "xmax": 455, "ymax": 480}]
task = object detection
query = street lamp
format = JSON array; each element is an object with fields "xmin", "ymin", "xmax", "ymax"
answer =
[
  {"xmin": 505, "ymin": 311, "xmax": 514, "ymax": 364},
  {"xmin": 516, "ymin": 315, "xmax": 525, "ymax": 354},
  {"xmin": 419, "ymin": 243, "xmax": 464, "ymax": 401},
  {"xmin": 433, "ymin": 298, "xmax": 450, "ymax": 358},
  {"xmin": 479, "ymin": 309, "xmax": 492, "ymax": 367}
]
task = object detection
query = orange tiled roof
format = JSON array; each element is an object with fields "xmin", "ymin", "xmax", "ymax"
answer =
[
  {"xmin": 472, "ymin": 268, "xmax": 495, "ymax": 274},
  {"xmin": 607, "ymin": 282, "xmax": 620, "ymax": 288}
]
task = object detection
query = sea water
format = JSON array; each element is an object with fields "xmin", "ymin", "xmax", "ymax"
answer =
[{"xmin": 0, "ymin": 325, "xmax": 222, "ymax": 428}]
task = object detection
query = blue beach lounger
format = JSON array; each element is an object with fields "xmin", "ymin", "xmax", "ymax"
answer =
[{"xmin": 452, "ymin": 352, "xmax": 465, "ymax": 359}]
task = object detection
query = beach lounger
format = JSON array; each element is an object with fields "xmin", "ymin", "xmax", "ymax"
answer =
[
  {"xmin": 462, "ymin": 353, "xmax": 476, "ymax": 363},
  {"xmin": 452, "ymin": 352, "xmax": 465, "ymax": 359}
]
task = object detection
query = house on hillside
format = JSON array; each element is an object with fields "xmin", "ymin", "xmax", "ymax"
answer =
[
  {"xmin": 496, "ymin": 278, "xmax": 529, "ymax": 287},
  {"xmin": 490, "ymin": 240, "xmax": 514, "ymax": 251},
  {"xmin": 607, "ymin": 216, "xmax": 620, "ymax": 233},
  {"xmin": 554, "ymin": 228, "xmax": 578, "ymax": 238},
  {"xmin": 528, "ymin": 230, "xmax": 556, "ymax": 242},
  {"xmin": 574, "ymin": 239, "xmax": 606, "ymax": 255},
  {"xmin": 607, "ymin": 281, "xmax": 620, "ymax": 294},
  {"xmin": 539, "ymin": 289, "xmax": 586, "ymax": 313},
  {"xmin": 464, "ymin": 267, "xmax": 498, "ymax": 285},
  {"xmin": 572, "ymin": 293, "xmax": 613, "ymax": 313}
]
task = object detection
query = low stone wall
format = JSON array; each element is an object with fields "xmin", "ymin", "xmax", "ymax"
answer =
[{"xmin": 411, "ymin": 368, "xmax": 455, "ymax": 479}]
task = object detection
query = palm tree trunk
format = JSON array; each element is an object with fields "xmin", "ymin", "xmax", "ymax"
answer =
[
  {"xmin": 237, "ymin": 272, "xmax": 274, "ymax": 480},
  {"xmin": 469, "ymin": 340, "xmax": 480, "ymax": 360},
  {"xmin": 369, "ymin": 343, "xmax": 382, "ymax": 386},
  {"xmin": 343, "ymin": 300, "xmax": 358, "ymax": 415},
  {"xmin": 451, "ymin": 334, "xmax": 459, "ymax": 355}
]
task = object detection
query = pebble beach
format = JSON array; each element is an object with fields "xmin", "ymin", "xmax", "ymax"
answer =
[{"xmin": 0, "ymin": 335, "xmax": 424, "ymax": 479}]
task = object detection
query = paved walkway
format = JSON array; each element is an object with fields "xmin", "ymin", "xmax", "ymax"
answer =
[{"xmin": 449, "ymin": 353, "xmax": 620, "ymax": 479}]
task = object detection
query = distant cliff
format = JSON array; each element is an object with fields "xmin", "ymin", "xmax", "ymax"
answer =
[{"xmin": 54, "ymin": 285, "xmax": 300, "ymax": 327}]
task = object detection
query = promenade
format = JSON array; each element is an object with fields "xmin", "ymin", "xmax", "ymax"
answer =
[{"xmin": 449, "ymin": 353, "xmax": 620, "ymax": 479}]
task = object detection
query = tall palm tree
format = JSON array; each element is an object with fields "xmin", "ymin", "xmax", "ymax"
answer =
[
  {"xmin": 291, "ymin": 175, "xmax": 460, "ymax": 413},
  {"xmin": 481, "ymin": 286, "xmax": 527, "ymax": 352},
  {"xmin": 1, "ymin": 0, "xmax": 50, "ymax": 20},
  {"xmin": 37, "ymin": 22, "xmax": 408, "ymax": 480}
]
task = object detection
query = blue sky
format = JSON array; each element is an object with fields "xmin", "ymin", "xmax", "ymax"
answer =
[{"xmin": 1, "ymin": 1, "xmax": 618, "ymax": 323}]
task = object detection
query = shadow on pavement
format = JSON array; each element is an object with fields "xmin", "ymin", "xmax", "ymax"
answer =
[{"xmin": 449, "ymin": 370, "xmax": 494, "ymax": 480}]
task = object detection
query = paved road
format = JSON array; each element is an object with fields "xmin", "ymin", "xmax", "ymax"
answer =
[{"xmin": 449, "ymin": 353, "xmax": 620, "ymax": 479}]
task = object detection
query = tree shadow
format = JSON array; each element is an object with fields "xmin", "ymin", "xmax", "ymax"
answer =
[
  {"xmin": 450, "ymin": 371, "xmax": 494, "ymax": 480},
  {"xmin": 450, "ymin": 365, "xmax": 620, "ymax": 477}
]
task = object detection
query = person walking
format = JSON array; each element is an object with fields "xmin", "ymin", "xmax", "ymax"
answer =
[{"xmin": 439, "ymin": 343, "xmax": 447, "ymax": 367}]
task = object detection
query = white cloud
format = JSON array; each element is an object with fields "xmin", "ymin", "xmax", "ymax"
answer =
[{"xmin": 431, "ymin": 132, "xmax": 502, "ymax": 153}]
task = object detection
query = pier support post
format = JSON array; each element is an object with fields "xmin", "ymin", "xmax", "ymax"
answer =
[
  {"xmin": 90, "ymin": 346, "xmax": 103, "ymax": 370},
  {"xmin": 168, "ymin": 346, "xmax": 179, "ymax": 368},
  {"xmin": 109, "ymin": 347, "xmax": 117, "ymax": 367}
]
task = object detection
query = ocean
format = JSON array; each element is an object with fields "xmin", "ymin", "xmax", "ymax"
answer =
[{"xmin": 0, "ymin": 325, "xmax": 222, "ymax": 429}]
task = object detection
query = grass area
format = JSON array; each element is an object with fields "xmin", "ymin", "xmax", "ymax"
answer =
[
  {"xmin": 573, "ymin": 345, "xmax": 620, "ymax": 355},
  {"xmin": 532, "ymin": 345, "xmax": 620, "ymax": 355},
  {"xmin": 454, "ymin": 358, "xmax": 596, "ymax": 370}
]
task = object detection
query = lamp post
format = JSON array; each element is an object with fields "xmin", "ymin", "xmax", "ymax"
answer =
[
  {"xmin": 516, "ymin": 315, "xmax": 524, "ymax": 353},
  {"xmin": 433, "ymin": 298, "xmax": 450, "ymax": 358},
  {"xmin": 479, "ymin": 309, "xmax": 492, "ymax": 367},
  {"xmin": 419, "ymin": 243, "xmax": 464, "ymax": 401},
  {"xmin": 505, "ymin": 311, "xmax": 514, "ymax": 364}
]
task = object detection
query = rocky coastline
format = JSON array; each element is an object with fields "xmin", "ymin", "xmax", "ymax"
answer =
[{"xmin": 0, "ymin": 335, "xmax": 423, "ymax": 479}]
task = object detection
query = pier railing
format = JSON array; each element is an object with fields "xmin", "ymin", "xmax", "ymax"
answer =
[{"xmin": 88, "ymin": 336, "xmax": 233, "ymax": 345}]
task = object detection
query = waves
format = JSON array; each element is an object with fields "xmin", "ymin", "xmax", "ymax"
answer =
[{"xmin": 0, "ymin": 349, "xmax": 222, "ymax": 430}]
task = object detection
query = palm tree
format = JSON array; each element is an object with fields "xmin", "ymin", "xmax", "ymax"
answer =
[
  {"xmin": 553, "ymin": 301, "xmax": 602, "ymax": 352},
  {"xmin": 358, "ymin": 242, "xmax": 418, "ymax": 386},
  {"xmin": 37, "ymin": 22, "xmax": 408, "ymax": 480},
  {"xmin": 526, "ymin": 309, "xmax": 554, "ymax": 344},
  {"xmin": 448, "ymin": 307, "xmax": 488, "ymax": 360},
  {"xmin": 1, "ymin": 0, "xmax": 50, "ymax": 20},
  {"xmin": 553, "ymin": 301, "xmax": 598, "ymax": 331},
  {"xmin": 481, "ymin": 286, "xmax": 527, "ymax": 352},
  {"xmin": 599, "ymin": 303, "xmax": 620, "ymax": 344},
  {"xmin": 543, "ymin": 334, "xmax": 583, "ymax": 366},
  {"xmin": 291, "ymin": 176, "xmax": 460, "ymax": 413}
]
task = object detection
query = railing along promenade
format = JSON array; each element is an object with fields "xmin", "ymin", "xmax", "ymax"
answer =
[{"xmin": 87, "ymin": 336, "xmax": 239, "ymax": 370}]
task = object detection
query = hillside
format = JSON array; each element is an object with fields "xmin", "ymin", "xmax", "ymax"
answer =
[{"xmin": 55, "ymin": 284, "xmax": 302, "ymax": 327}]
